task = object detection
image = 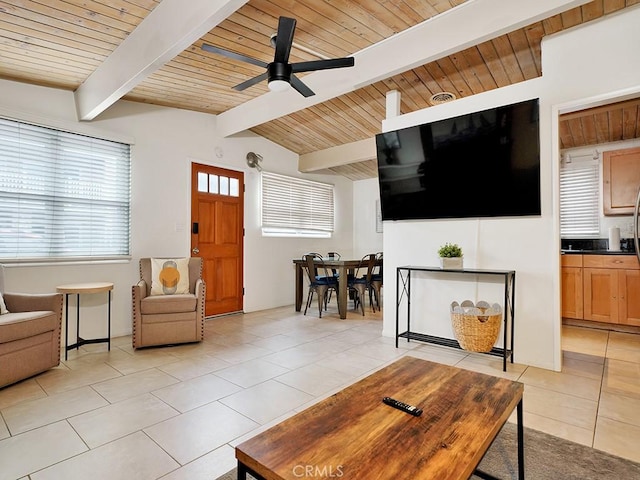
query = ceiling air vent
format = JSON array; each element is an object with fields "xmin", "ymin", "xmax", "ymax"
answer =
[{"xmin": 429, "ymin": 92, "xmax": 456, "ymax": 105}]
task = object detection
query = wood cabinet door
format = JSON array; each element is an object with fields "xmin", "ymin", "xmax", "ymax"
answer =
[
  {"xmin": 561, "ymin": 266, "xmax": 583, "ymax": 319},
  {"xmin": 583, "ymin": 268, "xmax": 618, "ymax": 323},
  {"xmin": 603, "ymin": 146, "xmax": 640, "ymax": 215},
  {"xmin": 619, "ymin": 269, "xmax": 640, "ymax": 326}
]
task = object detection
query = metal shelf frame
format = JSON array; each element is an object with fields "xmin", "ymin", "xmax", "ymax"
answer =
[{"xmin": 395, "ymin": 265, "xmax": 516, "ymax": 371}]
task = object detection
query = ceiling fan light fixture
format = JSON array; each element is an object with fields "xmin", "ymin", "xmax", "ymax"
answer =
[
  {"xmin": 267, "ymin": 62, "xmax": 292, "ymax": 92},
  {"xmin": 268, "ymin": 79, "xmax": 290, "ymax": 92}
]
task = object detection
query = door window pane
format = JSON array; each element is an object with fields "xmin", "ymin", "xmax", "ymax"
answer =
[
  {"xmin": 209, "ymin": 174, "xmax": 219, "ymax": 194},
  {"xmin": 220, "ymin": 176, "xmax": 229, "ymax": 195},
  {"xmin": 230, "ymin": 178, "xmax": 239, "ymax": 197},
  {"xmin": 198, "ymin": 172, "xmax": 208, "ymax": 192}
]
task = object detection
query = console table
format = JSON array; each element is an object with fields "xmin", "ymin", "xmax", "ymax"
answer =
[{"xmin": 396, "ymin": 266, "xmax": 516, "ymax": 371}]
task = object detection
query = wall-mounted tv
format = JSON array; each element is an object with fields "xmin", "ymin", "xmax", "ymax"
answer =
[{"xmin": 376, "ymin": 98, "xmax": 540, "ymax": 221}]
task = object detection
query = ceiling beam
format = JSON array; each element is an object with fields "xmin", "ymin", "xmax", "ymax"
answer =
[
  {"xmin": 299, "ymin": 89, "xmax": 403, "ymax": 172},
  {"xmin": 299, "ymin": 138, "xmax": 377, "ymax": 172},
  {"xmin": 74, "ymin": 0, "xmax": 248, "ymax": 121},
  {"xmin": 216, "ymin": 0, "xmax": 589, "ymax": 138}
]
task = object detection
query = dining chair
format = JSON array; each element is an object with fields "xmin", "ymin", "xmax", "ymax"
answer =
[
  {"xmin": 302, "ymin": 253, "xmax": 338, "ymax": 318},
  {"xmin": 370, "ymin": 252, "xmax": 383, "ymax": 310},
  {"xmin": 347, "ymin": 253, "xmax": 377, "ymax": 315},
  {"xmin": 326, "ymin": 251, "xmax": 341, "ymax": 302}
]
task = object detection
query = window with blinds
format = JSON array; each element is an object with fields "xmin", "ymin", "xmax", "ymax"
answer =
[
  {"xmin": 261, "ymin": 171, "xmax": 334, "ymax": 237},
  {"xmin": 559, "ymin": 156, "xmax": 600, "ymax": 238},
  {"xmin": 0, "ymin": 117, "xmax": 131, "ymax": 261}
]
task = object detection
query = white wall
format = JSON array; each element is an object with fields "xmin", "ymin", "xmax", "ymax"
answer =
[
  {"xmin": 0, "ymin": 81, "xmax": 354, "ymax": 338},
  {"xmin": 352, "ymin": 178, "xmax": 383, "ymax": 257},
  {"xmin": 378, "ymin": 5, "xmax": 640, "ymax": 370}
]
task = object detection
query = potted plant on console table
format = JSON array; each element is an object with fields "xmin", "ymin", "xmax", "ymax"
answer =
[{"xmin": 438, "ymin": 243, "xmax": 463, "ymax": 269}]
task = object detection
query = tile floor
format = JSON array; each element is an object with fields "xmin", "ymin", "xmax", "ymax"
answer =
[{"xmin": 1, "ymin": 304, "xmax": 639, "ymax": 480}]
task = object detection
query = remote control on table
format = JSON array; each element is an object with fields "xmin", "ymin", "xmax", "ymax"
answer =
[{"xmin": 382, "ymin": 397, "xmax": 423, "ymax": 416}]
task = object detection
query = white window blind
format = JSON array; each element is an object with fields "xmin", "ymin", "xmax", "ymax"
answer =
[
  {"xmin": 559, "ymin": 157, "xmax": 599, "ymax": 238},
  {"xmin": 261, "ymin": 171, "xmax": 334, "ymax": 237},
  {"xmin": 0, "ymin": 117, "xmax": 131, "ymax": 261}
]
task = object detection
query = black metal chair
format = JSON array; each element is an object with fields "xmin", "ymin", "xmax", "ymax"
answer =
[
  {"xmin": 370, "ymin": 252, "xmax": 383, "ymax": 310},
  {"xmin": 326, "ymin": 251, "xmax": 341, "ymax": 302},
  {"xmin": 347, "ymin": 253, "xmax": 377, "ymax": 315},
  {"xmin": 301, "ymin": 253, "xmax": 338, "ymax": 318}
]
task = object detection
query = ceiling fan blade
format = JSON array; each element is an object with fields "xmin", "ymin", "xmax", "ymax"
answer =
[
  {"xmin": 201, "ymin": 43, "xmax": 268, "ymax": 68},
  {"xmin": 274, "ymin": 17, "xmax": 296, "ymax": 64},
  {"xmin": 290, "ymin": 74, "xmax": 315, "ymax": 97},
  {"xmin": 233, "ymin": 72, "xmax": 268, "ymax": 91},
  {"xmin": 291, "ymin": 57, "xmax": 355, "ymax": 73}
]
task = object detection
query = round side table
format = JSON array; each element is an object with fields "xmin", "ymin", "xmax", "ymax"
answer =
[{"xmin": 56, "ymin": 282, "xmax": 114, "ymax": 360}]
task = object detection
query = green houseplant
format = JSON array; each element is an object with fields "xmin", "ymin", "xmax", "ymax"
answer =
[{"xmin": 438, "ymin": 243, "xmax": 463, "ymax": 269}]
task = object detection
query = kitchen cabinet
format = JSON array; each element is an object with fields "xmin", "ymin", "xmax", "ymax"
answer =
[
  {"xmin": 619, "ymin": 269, "xmax": 640, "ymax": 326},
  {"xmin": 583, "ymin": 267, "xmax": 618, "ymax": 323},
  {"xmin": 603, "ymin": 146, "xmax": 640, "ymax": 215},
  {"xmin": 561, "ymin": 254, "xmax": 583, "ymax": 319},
  {"xmin": 583, "ymin": 255, "xmax": 640, "ymax": 326}
]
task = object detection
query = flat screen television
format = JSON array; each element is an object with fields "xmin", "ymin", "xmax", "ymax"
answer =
[{"xmin": 376, "ymin": 98, "xmax": 540, "ymax": 221}]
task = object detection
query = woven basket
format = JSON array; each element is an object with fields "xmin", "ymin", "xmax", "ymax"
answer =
[{"xmin": 450, "ymin": 300, "xmax": 502, "ymax": 352}]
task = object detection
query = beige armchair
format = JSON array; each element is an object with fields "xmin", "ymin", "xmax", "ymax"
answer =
[
  {"xmin": 132, "ymin": 257, "xmax": 205, "ymax": 349},
  {"xmin": 0, "ymin": 265, "xmax": 63, "ymax": 388}
]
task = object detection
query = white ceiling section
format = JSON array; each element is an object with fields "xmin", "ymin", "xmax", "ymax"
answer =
[{"xmin": 74, "ymin": 0, "xmax": 248, "ymax": 121}]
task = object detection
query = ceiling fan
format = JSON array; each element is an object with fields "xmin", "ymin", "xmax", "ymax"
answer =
[{"xmin": 201, "ymin": 16, "xmax": 355, "ymax": 97}]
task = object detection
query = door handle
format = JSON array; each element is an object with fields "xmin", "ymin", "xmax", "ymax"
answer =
[{"xmin": 192, "ymin": 247, "xmax": 200, "ymax": 255}]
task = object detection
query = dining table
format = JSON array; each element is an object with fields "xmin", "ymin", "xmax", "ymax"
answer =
[{"xmin": 293, "ymin": 257, "xmax": 382, "ymax": 319}]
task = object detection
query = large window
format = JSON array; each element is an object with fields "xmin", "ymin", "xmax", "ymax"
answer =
[
  {"xmin": 559, "ymin": 155, "xmax": 600, "ymax": 238},
  {"xmin": 0, "ymin": 117, "xmax": 131, "ymax": 261},
  {"xmin": 261, "ymin": 172, "xmax": 334, "ymax": 237}
]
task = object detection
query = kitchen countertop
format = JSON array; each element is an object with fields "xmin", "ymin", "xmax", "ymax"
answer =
[
  {"xmin": 561, "ymin": 249, "xmax": 635, "ymax": 255},
  {"xmin": 561, "ymin": 237, "xmax": 636, "ymax": 255}
]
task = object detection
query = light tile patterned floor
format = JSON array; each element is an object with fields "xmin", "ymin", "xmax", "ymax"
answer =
[{"xmin": 1, "ymin": 306, "xmax": 639, "ymax": 479}]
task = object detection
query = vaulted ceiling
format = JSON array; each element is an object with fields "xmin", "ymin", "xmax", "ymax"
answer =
[{"xmin": 0, "ymin": 0, "xmax": 638, "ymax": 180}]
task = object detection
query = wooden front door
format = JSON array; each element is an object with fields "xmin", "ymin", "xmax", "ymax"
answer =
[{"xmin": 191, "ymin": 163, "xmax": 244, "ymax": 316}]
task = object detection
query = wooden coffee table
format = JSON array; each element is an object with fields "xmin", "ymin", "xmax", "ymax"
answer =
[{"xmin": 236, "ymin": 356, "xmax": 524, "ymax": 479}]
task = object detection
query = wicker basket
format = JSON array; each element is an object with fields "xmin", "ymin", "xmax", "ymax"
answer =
[{"xmin": 450, "ymin": 300, "xmax": 502, "ymax": 352}]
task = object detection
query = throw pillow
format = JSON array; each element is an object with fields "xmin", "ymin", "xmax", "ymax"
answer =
[
  {"xmin": 150, "ymin": 258, "xmax": 190, "ymax": 295},
  {"xmin": 0, "ymin": 292, "xmax": 9, "ymax": 315}
]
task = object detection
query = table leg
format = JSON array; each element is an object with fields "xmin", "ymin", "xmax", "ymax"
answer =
[
  {"xmin": 64, "ymin": 294, "xmax": 69, "ymax": 361},
  {"xmin": 237, "ymin": 461, "xmax": 265, "ymax": 480},
  {"xmin": 107, "ymin": 290, "xmax": 112, "ymax": 351},
  {"xmin": 517, "ymin": 398, "xmax": 524, "ymax": 480},
  {"xmin": 75, "ymin": 293, "xmax": 80, "ymax": 351},
  {"xmin": 295, "ymin": 263, "xmax": 303, "ymax": 312},
  {"xmin": 337, "ymin": 264, "xmax": 348, "ymax": 319},
  {"xmin": 237, "ymin": 461, "xmax": 247, "ymax": 480},
  {"xmin": 474, "ymin": 398, "xmax": 524, "ymax": 480}
]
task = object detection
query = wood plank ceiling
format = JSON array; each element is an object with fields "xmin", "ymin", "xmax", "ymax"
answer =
[
  {"xmin": 559, "ymin": 98, "xmax": 640, "ymax": 150},
  {"xmin": 0, "ymin": 0, "xmax": 638, "ymax": 180}
]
